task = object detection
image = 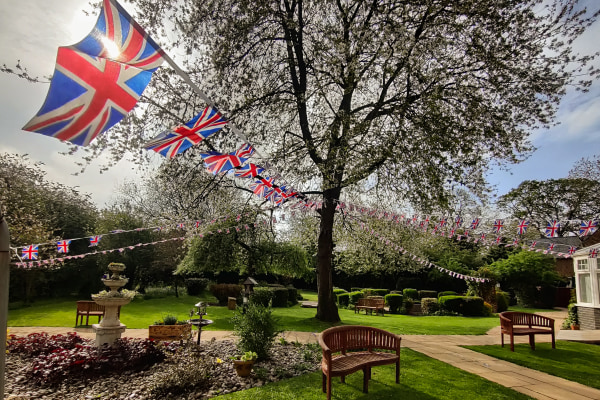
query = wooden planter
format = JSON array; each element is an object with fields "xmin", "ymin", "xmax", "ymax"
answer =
[
  {"xmin": 233, "ymin": 360, "xmax": 255, "ymax": 377},
  {"xmin": 148, "ymin": 324, "xmax": 192, "ymax": 341}
]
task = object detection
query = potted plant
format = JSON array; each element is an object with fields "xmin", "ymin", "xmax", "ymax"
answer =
[
  {"xmin": 562, "ymin": 303, "xmax": 579, "ymax": 330},
  {"xmin": 148, "ymin": 314, "xmax": 192, "ymax": 341},
  {"xmin": 231, "ymin": 351, "xmax": 257, "ymax": 377}
]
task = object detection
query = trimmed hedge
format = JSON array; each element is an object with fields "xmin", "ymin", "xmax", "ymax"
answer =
[
  {"xmin": 438, "ymin": 295, "xmax": 485, "ymax": 316},
  {"xmin": 401, "ymin": 298, "xmax": 414, "ymax": 314},
  {"xmin": 185, "ymin": 278, "xmax": 209, "ymax": 296},
  {"xmin": 271, "ymin": 287, "xmax": 289, "ymax": 307},
  {"xmin": 363, "ymin": 288, "xmax": 389, "ymax": 297},
  {"xmin": 419, "ymin": 290, "xmax": 437, "ymax": 299},
  {"xmin": 385, "ymin": 293, "xmax": 403, "ymax": 314},
  {"xmin": 438, "ymin": 291, "xmax": 457, "ymax": 298},
  {"xmin": 421, "ymin": 298, "xmax": 439, "ymax": 315},
  {"xmin": 348, "ymin": 291, "xmax": 364, "ymax": 304},
  {"xmin": 209, "ymin": 284, "xmax": 243, "ymax": 305},
  {"xmin": 403, "ymin": 288, "xmax": 419, "ymax": 300},
  {"xmin": 337, "ymin": 293, "xmax": 350, "ymax": 307},
  {"xmin": 250, "ymin": 287, "xmax": 273, "ymax": 307},
  {"xmin": 333, "ymin": 288, "xmax": 347, "ymax": 296},
  {"xmin": 496, "ymin": 290, "xmax": 509, "ymax": 313},
  {"xmin": 287, "ymin": 286, "xmax": 298, "ymax": 306},
  {"xmin": 351, "ymin": 287, "xmax": 363, "ymax": 292}
]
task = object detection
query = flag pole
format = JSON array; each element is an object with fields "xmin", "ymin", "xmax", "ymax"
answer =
[{"xmin": 0, "ymin": 206, "xmax": 10, "ymax": 398}]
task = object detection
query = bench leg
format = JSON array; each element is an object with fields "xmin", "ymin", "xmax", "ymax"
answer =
[
  {"xmin": 551, "ymin": 333, "xmax": 555, "ymax": 349},
  {"xmin": 322, "ymin": 372, "xmax": 326, "ymax": 393},
  {"xmin": 500, "ymin": 332, "xmax": 504, "ymax": 348},
  {"xmin": 327, "ymin": 373, "xmax": 332, "ymax": 400},
  {"xmin": 529, "ymin": 334, "xmax": 535, "ymax": 350},
  {"xmin": 363, "ymin": 367, "xmax": 369, "ymax": 393},
  {"xmin": 510, "ymin": 334, "xmax": 514, "ymax": 352},
  {"xmin": 340, "ymin": 375, "xmax": 345, "ymax": 383},
  {"xmin": 396, "ymin": 360, "xmax": 400, "ymax": 384}
]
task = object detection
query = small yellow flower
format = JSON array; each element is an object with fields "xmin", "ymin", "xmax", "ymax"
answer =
[{"xmin": 216, "ymin": 358, "xmax": 223, "ymax": 364}]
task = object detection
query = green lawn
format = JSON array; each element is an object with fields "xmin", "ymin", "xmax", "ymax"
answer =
[
  {"xmin": 464, "ymin": 341, "xmax": 600, "ymax": 390},
  {"xmin": 8, "ymin": 292, "xmax": 500, "ymax": 335},
  {"xmin": 216, "ymin": 348, "xmax": 533, "ymax": 400}
]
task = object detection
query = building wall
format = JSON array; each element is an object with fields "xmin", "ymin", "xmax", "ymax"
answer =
[{"xmin": 578, "ymin": 306, "xmax": 600, "ymax": 330}]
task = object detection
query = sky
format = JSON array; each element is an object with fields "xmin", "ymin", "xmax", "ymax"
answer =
[{"xmin": 1, "ymin": 0, "xmax": 599, "ymax": 208}]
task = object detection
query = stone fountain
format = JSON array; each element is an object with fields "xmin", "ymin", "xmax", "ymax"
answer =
[{"xmin": 92, "ymin": 262, "xmax": 135, "ymax": 347}]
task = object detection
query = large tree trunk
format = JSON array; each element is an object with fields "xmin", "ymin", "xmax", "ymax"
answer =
[{"xmin": 315, "ymin": 188, "xmax": 341, "ymax": 322}]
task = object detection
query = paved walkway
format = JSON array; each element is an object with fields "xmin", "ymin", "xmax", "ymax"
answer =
[{"xmin": 7, "ymin": 312, "xmax": 600, "ymax": 400}]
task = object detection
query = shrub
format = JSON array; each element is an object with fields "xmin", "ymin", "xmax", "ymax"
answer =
[
  {"xmin": 185, "ymin": 278, "xmax": 209, "ymax": 296},
  {"xmin": 22, "ymin": 336, "xmax": 165, "ymax": 385},
  {"xmin": 149, "ymin": 354, "xmax": 211, "ymax": 397},
  {"xmin": 250, "ymin": 287, "xmax": 273, "ymax": 307},
  {"xmin": 483, "ymin": 302, "xmax": 493, "ymax": 316},
  {"xmin": 209, "ymin": 283, "xmax": 243, "ymax": 305},
  {"xmin": 271, "ymin": 287, "xmax": 289, "ymax": 307},
  {"xmin": 421, "ymin": 298, "xmax": 439, "ymax": 315},
  {"xmin": 348, "ymin": 291, "xmax": 364, "ymax": 304},
  {"xmin": 351, "ymin": 287, "xmax": 363, "ymax": 292},
  {"xmin": 496, "ymin": 290, "xmax": 510, "ymax": 313},
  {"xmin": 8, "ymin": 332, "xmax": 84, "ymax": 357},
  {"xmin": 438, "ymin": 291, "xmax": 457, "ymax": 298},
  {"xmin": 337, "ymin": 293, "xmax": 350, "ymax": 307},
  {"xmin": 384, "ymin": 294, "xmax": 403, "ymax": 314},
  {"xmin": 370, "ymin": 289, "xmax": 389, "ymax": 297},
  {"xmin": 333, "ymin": 288, "xmax": 347, "ymax": 296},
  {"xmin": 231, "ymin": 303, "xmax": 280, "ymax": 360},
  {"xmin": 438, "ymin": 295, "xmax": 485, "ymax": 316},
  {"xmin": 419, "ymin": 290, "xmax": 437, "ymax": 299},
  {"xmin": 400, "ymin": 297, "xmax": 414, "ymax": 315},
  {"xmin": 287, "ymin": 286, "xmax": 298, "ymax": 306},
  {"xmin": 403, "ymin": 288, "xmax": 419, "ymax": 300}
]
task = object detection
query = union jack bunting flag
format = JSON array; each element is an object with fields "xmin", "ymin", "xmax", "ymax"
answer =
[
  {"xmin": 547, "ymin": 243, "xmax": 555, "ymax": 251},
  {"xmin": 545, "ymin": 220, "xmax": 560, "ymax": 238},
  {"xmin": 511, "ymin": 238, "xmax": 519, "ymax": 246},
  {"xmin": 234, "ymin": 163, "xmax": 264, "ymax": 179},
  {"xmin": 530, "ymin": 241, "xmax": 537, "ymax": 249},
  {"xmin": 144, "ymin": 107, "xmax": 227, "ymax": 158},
  {"xmin": 57, "ymin": 240, "xmax": 71, "ymax": 254},
  {"xmin": 22, "ymin": 245, "xmax": 39, "ymax": 260},
  {"xmin": 250, "ymin": 180, "xmax": 271, "ymax": 197},
  {"xmin": 201, "ymin": 152, "xmax": 247, "ymax": 174},
  {"xmin": 589, "ymin": 248, "xmax": 599, "ymax": 259},
  {"xmin": 495, "ymin": 236, "xmax": 502, "ymax": 244},
  {"xmin": 568, "ymin": 246, "xmax": 577, "ymax": 256},
  {"xmin": 492, "ymin": 219, "xmax": 504, "ymax": 234},
  {"xmin": 480, "ymin": 233, "xmax": 486, "ymax": 241},
  {"xmin": 517, "ymin": 219, "xmax": 529, "ymax": 235},
  {"xmin": 439, "ymin": 217, "xmax": 447, "ymax": 227},
  {"xmin": 454, "ymin": 216, "xmax": 463, "ymax": 228},
  {"xmin": 89, "ymin": 236, "xmax": 101, "ymax": 246},
  {"xmin": 579, "ymin": 220, "xmax": 598, "ymax": 236},
  {"xmin": 470, "ymin": 218, "xmax": 480, "ymax": 230},
  {"xmin": 23, "ymin": 0, "xmax": 164, "ymax": 146},
  {"xmin": 232, "ymin": 143, "xmax": 255, "ymax": 158}
]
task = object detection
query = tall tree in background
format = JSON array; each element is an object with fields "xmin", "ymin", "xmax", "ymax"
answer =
[
  {"xmin": 497, "ymin": 178, "xmax": 600, "ymax": 238},
  {"xmin": 61, "ymin": 0, "xmax": 600, "ymax": 321},
  {"xmin": 569, "ymin": 154, "xmax": 600, "ymax": 181}
]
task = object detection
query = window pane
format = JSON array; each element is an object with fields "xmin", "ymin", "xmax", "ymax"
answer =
[
  {"xmin": 578, "ymin": 259, "xmax": 589, "ymax": 271},
  {"xmin": 579, "ymin": 273, "xmax": 592, "ymax": 303}
]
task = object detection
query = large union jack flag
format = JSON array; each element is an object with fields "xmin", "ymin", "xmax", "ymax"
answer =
[
  {"xmin": 579, "ymin": 220, "xmax": 598, "ymax": 236},
  {"xmin": 144, "ymin": 107, "xmax": 227, "ymax": 158},
  {"xmin": 492, "ymin": 219, "xmax": 504, "ymax": 234},
  {"xmin": 201, "ymin": 152, "xmax": 247, "ymax": 174},
  {"xmin": 23, "ymin": 0, "xmax": 164, "ymax": 146}
]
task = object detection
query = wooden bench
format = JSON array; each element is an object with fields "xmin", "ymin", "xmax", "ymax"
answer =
[
  {"xmin": 354, "ymin": 297, "xmax": 385, "ymax": 316},
  {"xmin": 318, "ymin": 325, "xmax": 401, "ymax": 400},
  {"xmin": 76, "ymin": 301, "xmax": 121, "ymax": 326},
  {"xmin": 499, "ymin": 311, "xmax": 555, "ymax": 352}
]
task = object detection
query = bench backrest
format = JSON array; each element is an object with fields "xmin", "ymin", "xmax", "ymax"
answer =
[
  {"xmin": 77, "ymin": 301, "xmax": 105, "ymax": 313},
  {"xmin": 356, "ymin": 298, "xmax": 369, "ymax": 307},
  {"xmin": 366, "ymin": 298, "xmax": 384, "ymax": 307},
  {"xmin": 499, "ymin": 311, "xmax": 553, "ymax": 328},
  {"xmin": 320, "ymin": 325, "xmax": 400, "ymax": 354}
]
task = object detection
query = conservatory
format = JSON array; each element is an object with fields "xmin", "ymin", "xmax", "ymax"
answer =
[{"xmin": 572, "ymin": 245, "xmax": 600, "ymax": 329}]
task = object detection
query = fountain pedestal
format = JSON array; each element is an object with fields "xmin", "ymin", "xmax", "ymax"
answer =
[{"xmin": 92, "ymin": 263, "xmax": 134, "ymax": 347}]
